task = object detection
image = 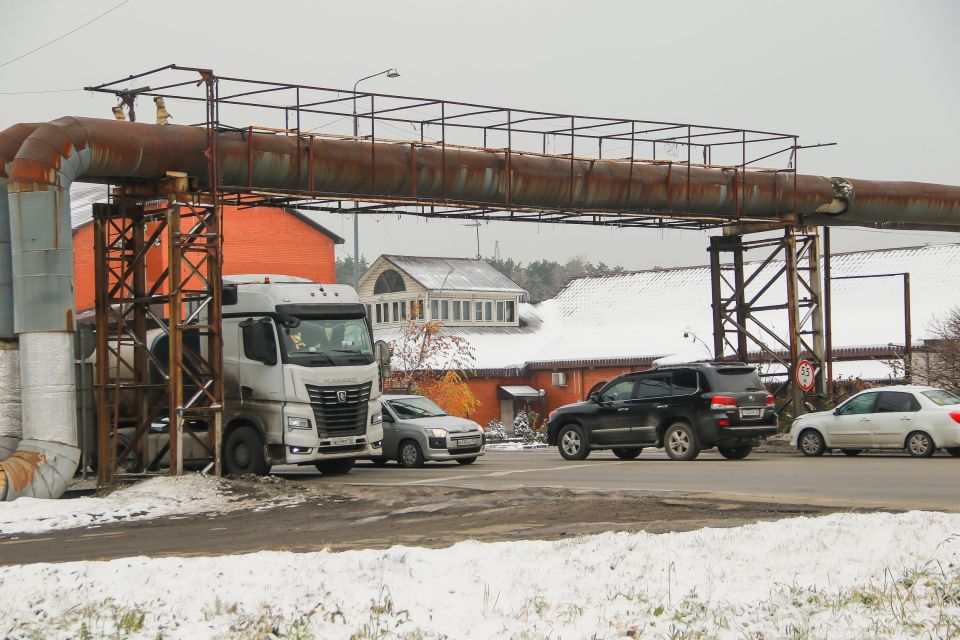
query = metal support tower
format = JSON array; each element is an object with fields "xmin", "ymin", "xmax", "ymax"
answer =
[
  {"xmin": 93, "ymin": 179, "xmax": 223, "ymax": 485},
  {"xmin": 709, "ymin": 226, "xmax": 826, "ymax": 417}
]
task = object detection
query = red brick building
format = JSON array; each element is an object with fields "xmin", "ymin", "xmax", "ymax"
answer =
[{"xmin": 71, "ymin": 185, "xmax": 343, "ymax": 311}]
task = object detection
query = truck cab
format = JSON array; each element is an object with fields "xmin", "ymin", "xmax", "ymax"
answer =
[{"xmin": 218, "ymin": 275, "xmax": 386, "ymax": 474}]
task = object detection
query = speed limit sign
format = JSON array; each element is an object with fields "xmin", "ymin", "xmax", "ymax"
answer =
[{"xmin": 795, "ymin": 359, "xmax": 816, "ymax": 391}]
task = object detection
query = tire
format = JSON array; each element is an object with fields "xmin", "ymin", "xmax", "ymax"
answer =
[
  {"xmin": 456, "ymin": 457, "xmax": 478, "ymax": 465},
  {"xmin": 798, "ymin": 429, "xmax": 826, "ymax": 457},
  {"xmin": 841, "ymin": 449, "xmax": 863, "ymax": 456},
  {"xmin": 905, "ymin": 431, "xmax": 935, "ymax": 458},
  {"xmin": 717, "ymin": 445, "xmax": 753, "ymax": 460},
  {"xmin": 611, "ymin": 447, "xmax": 642, "ymax": 460},
  {"xmin": 557, "ymin": 424, "xmax": 589, "ymax": 461},
  {"xmin": 947, "ymin": 447, "xmax": 960, "ymax": 457},
  {"xmin": 663, "ymin": 423, "xmax": 700, "ymax": 461},
  {"xmin": 315, "ymin": 458, "xmax": 356, "ymax": 474},
  {"xmin": 223, "ymin": 425, "xmax": 269, "ymax": 476},
  {"xmin": 398, "ymin": 439, "xmax": 425, "ymax": 468},
  {"xmin": 370, "ymin": 457, "xmax": 390, "ymax": 467}
]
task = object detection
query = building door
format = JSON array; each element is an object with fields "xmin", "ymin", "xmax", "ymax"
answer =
[{"xmin": 500, "ymin": 399, "xmax": 515, "ymax": 433}]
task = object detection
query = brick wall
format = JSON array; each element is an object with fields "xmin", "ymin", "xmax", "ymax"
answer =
[{"xmin": 72, "ymin": 206, "xmax": 340, "ymax": 311}]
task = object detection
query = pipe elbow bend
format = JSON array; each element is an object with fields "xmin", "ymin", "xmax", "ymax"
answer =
[{"xmin": 0, "ymin": 440, "xmax": 79, "ymax": 501}]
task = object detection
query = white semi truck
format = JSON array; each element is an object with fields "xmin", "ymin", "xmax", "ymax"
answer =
[
  {"xmin": 217, "ymin": 275, "xmax": 388, "ymax": 475},
  {"xmin": 110, "ymin": 275, "xmax": 389, "ymax": 476}
]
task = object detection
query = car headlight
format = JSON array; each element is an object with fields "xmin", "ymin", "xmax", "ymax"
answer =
[
  {"xmin": 425, "ymin": 428, "xmax": 448, "ymax": 438},
  {"xmin": 286, "ymin": 416, "xmax": 312, "ymax": 430},
  {"xmin": 371, "ymin": 411, "xmax": 383, "ymax": 424}
]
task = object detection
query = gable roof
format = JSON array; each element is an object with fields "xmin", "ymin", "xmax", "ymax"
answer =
[
  {"xmin": 375, "ymin": 243, "xmax": 960, "ymax": 371},
  {"xmin": 380, "ymin": 255, "xmax": 527, "ymax": 297},
  {"xmin": 68, "ymin": 184, "xmax": 344, "ymax": 244}
]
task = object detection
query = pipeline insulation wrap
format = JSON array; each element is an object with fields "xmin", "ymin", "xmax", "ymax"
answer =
[{"xmin": 0, "ymin": 342, "xmax": 20, "ymax": 459}]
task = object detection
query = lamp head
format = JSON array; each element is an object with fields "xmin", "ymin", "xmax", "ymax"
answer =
[{"xmin": 386, "ymin": 68, "xmax": 400, "ymax": 78}]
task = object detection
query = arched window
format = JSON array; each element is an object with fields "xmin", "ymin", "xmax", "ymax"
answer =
[{"xmin": 374, "ymin": 269, "xmax": 406, "ymax": 294}]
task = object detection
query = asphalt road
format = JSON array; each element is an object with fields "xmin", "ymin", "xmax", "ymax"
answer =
[{"xmin": 280, "ymin": 448, "xmax": 960, "ymax": 511}]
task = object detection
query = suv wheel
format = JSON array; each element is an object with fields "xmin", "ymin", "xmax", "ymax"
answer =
[
  {"xmin": 717, "ymin": 444, "xmax": 752, "ymax": 460},
  {"xmin": 558, "ymin": 425, "xmax": 589, "ymax": 460},
  {"xmin": 664, "ymin": 423, "xmax": 700, "ymax": 461},
  {"xmin": 798, "ymin": 429, "xmax": 826, "ymax": 457},
  {"xmin": 611, "ymin": 447, "xmax": 642, "ymax": 460}
]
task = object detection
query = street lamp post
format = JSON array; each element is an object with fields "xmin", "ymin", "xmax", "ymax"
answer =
[{"xmin": 352, "ymin": 68, "xmax": 400, "ymax": 291}]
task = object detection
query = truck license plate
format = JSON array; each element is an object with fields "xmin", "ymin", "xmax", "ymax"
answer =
[
  {"xmin": 330, "ymin": 436, "xmax": 354, "ymax": 446},
  {"xmin": 457, "ymin": 437, "xmax": 480, "ymax": 447},
  {"xmin": 739, "ymin": 408, "xmax": 761, "ymax": 418}
]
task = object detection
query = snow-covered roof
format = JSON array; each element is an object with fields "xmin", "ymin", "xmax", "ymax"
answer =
[
  {"xmin": 381, "ymin": 255, "xmax": 527, "ymax": 298},
  {"xmin": 376, "ymin": 243, "xmax": 960, "ymax": 373},
  {"xmin": 70, "ymin": 183, "xmax": 110, "ymax": 229}
]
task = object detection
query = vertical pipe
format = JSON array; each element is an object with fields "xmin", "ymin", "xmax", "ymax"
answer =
[
  {"xmin": 733, "ymin": 240, "xmax": 748, "ymax": 360},
  {"xmin": 167, "ymin": 202, "xmax": 183, "ymax": 475},
  {"xmin": 903, "ymin": 273, "xmax": 912, "ymax": 384},
  {"xmin": 784, "ymin": 228, "xmax": 804, "ymax": 416},
  {"xmin": 823, "ymin": 227, "xmax": 834, "ymax": 400},
  {"xmin": 709, "ymin": 237, "xmax": 724, "ymax": 358}
]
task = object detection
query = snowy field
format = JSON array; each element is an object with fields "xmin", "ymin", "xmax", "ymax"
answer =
[
  {"xmin": 0, "ymin": 475, "xmax": 300, "ymax": 535},
  {"xmin": 3, "ymin": 511, "xmax": 959, "ymax": 639}
]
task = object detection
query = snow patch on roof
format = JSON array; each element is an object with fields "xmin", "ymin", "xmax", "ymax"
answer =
[{"xmin": 384, "ymin": 255, "xmax": 527, "ymax": 297}]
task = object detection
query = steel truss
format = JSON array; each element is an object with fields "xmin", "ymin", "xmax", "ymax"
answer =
[
  {"xmin": 709, "ymin": 227, "xmax": 826, "ymax": 415},
  {"xmin": 85, "ymin": 64, "xmax": 828, "ymax": 230},
  {"xmin": 93, "ymin": 188, "xmax": 223, "ymax": 485}
]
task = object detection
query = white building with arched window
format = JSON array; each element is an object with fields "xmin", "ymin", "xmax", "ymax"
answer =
[{"xmin": 359, "ymin": 255, "xmax": 527, "ymax": 328}]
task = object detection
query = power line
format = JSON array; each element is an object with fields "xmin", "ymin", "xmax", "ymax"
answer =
[
  {"xmin": 0, "ymin": 0, "xmax": 135, "ymax": 71},
  {"xmin": 0, "ymin": 88, "xmax": 82, "ymax": 95}
]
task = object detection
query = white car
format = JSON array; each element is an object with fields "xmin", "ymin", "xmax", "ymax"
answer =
[{"xmin": 790, "ymin": 385, "xmax": 960, "ymax": 458}]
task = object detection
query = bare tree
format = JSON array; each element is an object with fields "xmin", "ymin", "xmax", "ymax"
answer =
[{"xmin": 905, "ymin": 307, "xmax": 960, "ymax": 392}]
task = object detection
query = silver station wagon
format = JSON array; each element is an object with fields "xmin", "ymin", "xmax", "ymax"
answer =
[{"xmin": 371, "ymin": 395, "xmax": 485, "ymax": 467}]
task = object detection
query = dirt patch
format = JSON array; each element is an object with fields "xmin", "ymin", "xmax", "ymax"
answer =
[{"xmin": 4, "ymin": 479, "xmax": 860, "ymax": 565}]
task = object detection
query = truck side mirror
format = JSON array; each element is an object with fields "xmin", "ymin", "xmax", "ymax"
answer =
[
  {"xmin": 240, "ymin": 317, "xmax": 278, "ymax": 366},
  {"xmin": 374, "ymin": 340, "xmax": 391, "ymax": 366}
]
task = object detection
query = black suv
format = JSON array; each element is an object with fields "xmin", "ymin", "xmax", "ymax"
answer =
[{"xmin": 546, "ymin": 362, "xmax": 777, "ymax": 461}]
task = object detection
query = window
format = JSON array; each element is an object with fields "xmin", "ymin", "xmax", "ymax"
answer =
[
  {"xmin": 837, "ymin": 392, "xmax": 879, "ymax": 415},
  {"xmin": 475, "ymin": 301, "xmax": 483, "ymax": 321},
  {"xmin": 374, "ymin": 269, "xmax": 406, "ymax": 294},
  {"xmin": 484, "ymin": 301, "xmax": 492, "ymax": 321},
  {"xmin": 392, "ymin": 302, "xmax": 399, "ymax": 323},
  {"xmin": 496, "ymin": 301, "xmax": 504, "ymax": 322},
  {"xmin": 922, "ymin": 389, "xmax": 960, "ymax": 406},
  {"xmin": 634, "ymin": 374, "xmax": 673, "ymax": 399},
  {"xmin": 463, "ymin": 301, "xmax": 471, "ymax": 321},
  {"xmin": 241, "ymin": 318, "xmax": 277, "ymax": 365},
  {"xmin": 601, "ymin": 379, "xmax": 635, "ymax": 402},
  {"xmin": 375, "ymin": 304, "xmax": 382, "ymax": 324},
  {"xmin": 431, "ymin": 299, "xmax": 439, "ymax": 320},
  {"xmin": 400, "ymin": 301, "xmax": 408, "ymax": 321},
  {"xmin": 452, "ymin": 301, "xmax": 461, "ymax": 321},
  {"xmin": 410, "ymin": 299, "xmax": 423, "ymax": 320},
  {"xmin": 671, "ymin": 370, "xmax": 699, "ymax": 395},
  {"xmin": 876, "ymin": 391, "xmax": 920, "ymax": 413},
  {"xmin": 506, "ymin": 300, "xmax": 515, "ymax": 322},
  {"xmin": 441, "ymin": 300, "xmax": 449, "ymax": 320},
  {"xmin": 366, "ymin": 304, "xmax": 372, "ymax": 322}
]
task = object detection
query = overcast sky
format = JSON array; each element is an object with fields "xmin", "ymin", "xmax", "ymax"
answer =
[{"xmin": 2, "ymin": 0, "xmax": 958, "ymax": 270}]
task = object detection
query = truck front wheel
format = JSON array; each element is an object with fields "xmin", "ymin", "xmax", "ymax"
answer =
[
  {"xmin": 223, "ymin": 425, "xmax": 269, "ymax": 476},
  {"xmin": 315, "ymin": 458, "xmax": 356, "ymax": 475}
]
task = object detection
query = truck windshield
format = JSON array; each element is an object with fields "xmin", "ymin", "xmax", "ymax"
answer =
[{"xmin": 279, "ymin": 317, "xmax": 373, "ymax": 366}]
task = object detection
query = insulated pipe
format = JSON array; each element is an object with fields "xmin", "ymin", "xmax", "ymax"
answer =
[
  {"xmin": 4, "ymin": 116, "xmax": 960, "ymax": 499},
  {"xmin": 0, "ymin": 123, "xmax": 38, "ymax": 460}
]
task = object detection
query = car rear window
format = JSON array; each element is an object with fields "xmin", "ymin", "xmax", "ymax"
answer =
[
  {"xmin": 711, "ymin": 367, "xmax": 765, "ymax": 392},
  {"xmin": 921, "ymin": 389, "xmax": 960, "ymax": 406}
]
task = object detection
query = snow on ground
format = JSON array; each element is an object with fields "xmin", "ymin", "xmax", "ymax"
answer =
[
  {"xmin": 0, "ymin": 475, "xmax": 298, "ymax": 535},
  {"xmin": 485, "ymin": 441, "xmax": 548, "ymax": 451},
  {"xmin": 3, "ymin": 511, "xmax": 960, "ymax": 639}
]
